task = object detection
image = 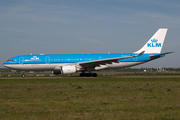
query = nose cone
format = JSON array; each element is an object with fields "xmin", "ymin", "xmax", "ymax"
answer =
[
  {"xmin": 3, "ymin": 62, "xmax": 15, "ymax": 69},
  {"xmin": 3, "ymin": 61, "xmax": 9, "ymax": 68}
]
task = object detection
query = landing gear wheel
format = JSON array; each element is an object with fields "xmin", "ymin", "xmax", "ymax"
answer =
[
  {"xmin": 80, "ymin": 73, "xmax": 97, "ymax": 77},
  {"xmin": 21, "ymin": 71, "xmax": 25, "ymax": 78},
  {"xmin": 92, "ymin": 73, "xmax": 97, "ymax": 77},
  {"xmin": 80, "ymin": 73, "xmax": 85, "ymax": 77},
  {"xmin": 22, "ymin": 74, "xmax": 25, "ymax": 78},
  {"xmin": 85, "ymin": 73, "xmax": 91, "ymax": 77}
]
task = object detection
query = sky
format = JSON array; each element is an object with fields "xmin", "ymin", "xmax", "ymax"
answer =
[{"xmin": 0, "ymin": 0, "xmax": 180, "ymax": 68}]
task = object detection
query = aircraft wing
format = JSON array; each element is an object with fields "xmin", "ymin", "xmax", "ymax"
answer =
[
  {"xmin": 149, "ymin": 51, "xmax": 175, "ymax": 59},
  {"xmin": 79, "ymin": 51, "xmax": 145, "ymax": 68}
]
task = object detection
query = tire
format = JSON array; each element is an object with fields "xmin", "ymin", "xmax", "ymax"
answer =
[
  {"xmin": 22, "ymin": 74, "xmax": 25, "ymax": 78},
  {"xmin": 92, "ymin": 73, "xmax": 97, "ymax": 77},
  {"xmin": 80, "ymin": 73, "xmax": 85, "ymax": 77},
  {"xmin": 85, "ymin": 73, "xmax": 91, "ymax": 77}
]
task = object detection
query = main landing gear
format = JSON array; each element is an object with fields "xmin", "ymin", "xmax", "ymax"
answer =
[{"xmin": 80, "ymin": 73, "xmax": 97, "ymax": 77}]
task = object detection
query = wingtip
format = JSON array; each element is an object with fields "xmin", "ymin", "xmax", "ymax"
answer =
[{"xmin": 136, "ymin": 51, "xmax": 145, "ymax": 57}]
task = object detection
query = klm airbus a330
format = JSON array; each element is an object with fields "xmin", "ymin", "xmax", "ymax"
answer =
[{"xmin": 3, "ymin": 28, "xmax": 174, "ymax": 77}]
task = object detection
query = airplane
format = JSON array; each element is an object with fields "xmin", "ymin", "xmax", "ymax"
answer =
[{"xmin": 3, "ymin": 28, "xmax": 174, "ymax": 77}]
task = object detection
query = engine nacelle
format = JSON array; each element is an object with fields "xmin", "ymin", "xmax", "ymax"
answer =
[{"xmin": 61, "ymin": 65, "xmax": 77, "ymax": 75}]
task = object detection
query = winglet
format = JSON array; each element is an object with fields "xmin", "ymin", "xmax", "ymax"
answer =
[{"xmin": 136, "ymin": 51, "xmax": 145, "ymax": 57}]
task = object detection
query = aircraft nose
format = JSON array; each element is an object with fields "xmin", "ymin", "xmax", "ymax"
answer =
[{"xmin": 3, "ymin": 62, "xmax": 8, "ymax": 67}]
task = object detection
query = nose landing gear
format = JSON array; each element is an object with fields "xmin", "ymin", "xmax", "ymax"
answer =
[{"xmin": 21, "ymin": 71, "xmax": 25, "ymax": 78}]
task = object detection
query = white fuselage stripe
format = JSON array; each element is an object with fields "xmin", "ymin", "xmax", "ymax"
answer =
[{"xmin": 4, "ymin": 62, "xmax": 145, "ymax": 71}]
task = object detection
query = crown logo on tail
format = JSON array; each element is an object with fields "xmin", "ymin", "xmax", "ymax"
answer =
[
  {"xmin": 147, "ymin": 38, "xmax": 161, "ymax": 47},
  {"xmin": 151, "ymin": 38, "xmax": 158, "ymax": 43}
]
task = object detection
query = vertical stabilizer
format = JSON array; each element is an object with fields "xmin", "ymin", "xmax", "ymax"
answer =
[{"xmin": 135, "ymin": 28, "xmax": 168, "ymax": 53}]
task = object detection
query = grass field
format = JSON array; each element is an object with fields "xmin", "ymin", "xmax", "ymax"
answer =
[
  {"xmin": 1, "ymin": 72, "xmax": 180, "ymax": 77},
  {"xmin": 0, "ymin": 77, "xmax": 180, "ymax": 119}
]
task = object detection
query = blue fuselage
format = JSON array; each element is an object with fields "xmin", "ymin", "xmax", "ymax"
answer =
[
  {"xmin": 3, "ymin": 53, "xmax": 165, "ymax": 72},
  {"xmin": 3, "ymin": 53, "xmax": 158, "ymax": 65}
]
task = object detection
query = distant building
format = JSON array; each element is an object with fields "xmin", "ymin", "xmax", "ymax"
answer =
[{"xmin": 157, "ymin": 67, "xmax": 165, "ymax": 72}]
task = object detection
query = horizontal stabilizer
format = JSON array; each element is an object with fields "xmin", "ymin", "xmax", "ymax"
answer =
[{"xmin": 149, "ymin": 51, "xmax": 175, "ymax": 59}]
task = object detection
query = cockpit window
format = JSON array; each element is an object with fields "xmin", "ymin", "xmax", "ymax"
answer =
[{"xmin": 7, "ymin": 59, "xmax": 13, "ymax": 62}]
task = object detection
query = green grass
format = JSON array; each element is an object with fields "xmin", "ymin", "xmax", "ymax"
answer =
[
  {"xmin": 1, "ymin": 72, "xmax": 180, "ymax": 77},
  {"xmin": 0, "ymin": 78, "xmax": 180, "ymax": 119}
]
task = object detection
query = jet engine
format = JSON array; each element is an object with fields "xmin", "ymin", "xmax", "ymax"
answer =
[
  {"xmin": 53, "ymin": 65, "xmax": 78, "ymax": 75},
  {"xmin": 61, "ymin": 65, "xmax": 77, "ymax": 75}
]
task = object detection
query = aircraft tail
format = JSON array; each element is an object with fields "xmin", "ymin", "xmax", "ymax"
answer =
[{"xmin": 135, "ymin": 28, "xmax": 168, "ymax": 53}]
